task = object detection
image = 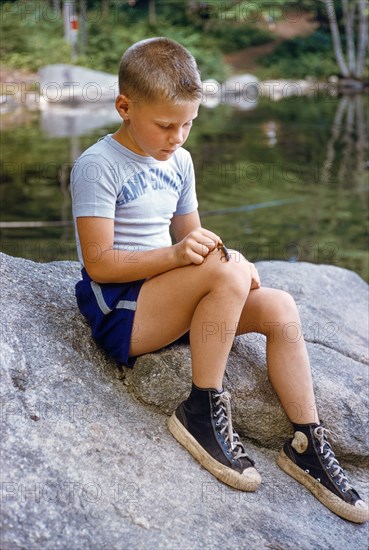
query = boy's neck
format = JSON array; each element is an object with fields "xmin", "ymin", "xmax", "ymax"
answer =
[{"xmin": 112, "ymin": 125, "xmax": 149, "ymax": 157}]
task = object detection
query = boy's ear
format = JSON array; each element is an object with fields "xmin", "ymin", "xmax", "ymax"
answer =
[{"xmin": 115, "ymin": 94, "xmax": 131, "ymax": 120}]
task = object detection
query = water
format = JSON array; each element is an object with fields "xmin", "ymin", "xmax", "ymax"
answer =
[{"xmin": 1, "ymin": 94, "xmax": 368, "ymax": 281}]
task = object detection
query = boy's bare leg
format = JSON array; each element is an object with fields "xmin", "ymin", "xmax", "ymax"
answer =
[
  {"xmin": 131, "ymin": 248, "xmax": 261, "ymax": 492},
  {"xmin": 236, "ymin": 287, "xmax": 319, "ymax": 424},
  {"xmin": 131, "ymin": 250, "xmax": 318, "ymax": 423},
  {"xmin": 131, "ymin": 252, "xmax": 369, "ymax": 520},
  {"xmin": 235, "ymin": 286, "xmax": 368, "ymax": 523},
  {"xmin": 130, "ymin": 248, "xmax": 251, "ymax": 390}
]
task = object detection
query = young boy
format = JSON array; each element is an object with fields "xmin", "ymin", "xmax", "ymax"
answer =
[{"xmin": 71, "ymin": 37, "xmax": 368, "ymax": 524}]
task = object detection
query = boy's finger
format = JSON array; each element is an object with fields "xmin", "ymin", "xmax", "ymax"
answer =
[
  {"xmin": 199, "ymin": 227, "xmax": 221, "ymax": 244},
  {"xmin": 202, "ymin": 239, "xmax": 218, "ymax": 251},
  {"xmin": 193, "ymin": 241, "xmax": 210, "ymax": 257}
]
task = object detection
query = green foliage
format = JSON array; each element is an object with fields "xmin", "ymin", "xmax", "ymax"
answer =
[
  {"xmin": 0, "ymin": 1, "xmax": 71, "ymax": 70},
  {"xmin": 260, "ymin": 31, "xmax": 338, "ymax": 79},
  {"xmin": 78, "ymin": 14, "xmax": 227, "ymax": 81},
  {"xmin": 155, "ymin": 0, "xmax": 190, "ymax": 26},
  {"xmin": 269, "ymin": 30, "xmax": 333, "ymax": 57},
  {"xmin": 205, "ymin": 20, "xmax": 273, "ymax": 54},
  {"xmin": 0, "ymin": 0, "xmax": 354, "ymax": 83},
  {"xmin": 0, "ymin": 1, "xmax": 229, "ymax": 80}
]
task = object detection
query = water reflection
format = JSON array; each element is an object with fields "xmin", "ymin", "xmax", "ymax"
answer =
[
  {"xmin": 0, "ymin": 92, "xmax": 368, "ymax": 281},
  {"xmin": 321, "ymin": 95, "xmax": 367, "ymax": 189},
  {"xmin": 261, "ymin": 121, "xmax": 278, "ymax": 147},
  {"xmin": 40, "ymin": 103, "xmax": 119, "ymax": 138}
]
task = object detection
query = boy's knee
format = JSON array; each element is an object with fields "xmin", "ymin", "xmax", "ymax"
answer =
[
  {"xmin": 270, "ymin": 289, "xmax": 298, "ymax": 319},
  {"xmin": 258, "ymin": 289, "xmax": 300, "ymax": 338},
  {"xmin": 279, "ymin": 289, "xmax": 297, "ymax": 308},
  {"xmin": 228, "ymin": 249, "xmax": 251, "ymax": 284},
  {"xmin": 204, "ymin": 248, "xmax": 251, "ymax": 297}
]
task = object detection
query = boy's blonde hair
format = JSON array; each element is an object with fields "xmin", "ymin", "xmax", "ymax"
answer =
[{"xmin": 118, "ymin": 37, "xmax": 202, "ymax": 103}]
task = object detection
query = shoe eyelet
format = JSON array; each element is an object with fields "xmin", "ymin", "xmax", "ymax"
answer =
[
  {"xmin": 305, "ymin": 469, "xmax": 310, "ymax": 474},
  {"xmin": 342, "ymin": 488, "xmax": 346, "ymax": 493},
  {"xmin": 316, "ymin": 478, "xmax": 320, "ymax": 483}
]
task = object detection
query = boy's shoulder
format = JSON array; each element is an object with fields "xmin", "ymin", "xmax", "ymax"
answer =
[
  {"xmin": 75, "ymin": 135, "xmax": 118, "ymax": 162},
  {"xmin": 73, "ymin": 136, "xmax": 193, "ymax": 175},
  {"xmin": 169, "ymin": 146, "xmax": 193, "ymax": 171}
]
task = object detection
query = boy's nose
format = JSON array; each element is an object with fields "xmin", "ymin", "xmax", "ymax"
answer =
[{"xmin": 169, "ymin": 129, "xmax": 184, "ymax": 145}]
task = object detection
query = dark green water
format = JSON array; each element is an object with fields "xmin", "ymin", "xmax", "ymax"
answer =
[{"xmin": 1, "ymin": 94, "xmax": 368, "ymax": 280}]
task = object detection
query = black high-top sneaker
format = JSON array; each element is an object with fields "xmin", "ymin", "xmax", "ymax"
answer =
[
  {"xmin": 277, "ymin": 423, "xmax": 369, "ymax": 523},
  {"xmin": 168, "ymin": 384, "xmax": 261, "ymax": 491}
]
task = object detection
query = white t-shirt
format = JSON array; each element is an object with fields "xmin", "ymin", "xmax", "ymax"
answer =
[{"xmin": 71, "ymin": 134, "xmax": 198, "ymax": 265}]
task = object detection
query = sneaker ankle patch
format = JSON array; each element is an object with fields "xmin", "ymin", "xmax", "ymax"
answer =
[
  {"xmin": 355, "ymin": 500, "xmax": 368, "ymax": 510},
  {"xmin": 291, "ymin": 431, "xmax": 309, "ymax": 454}
]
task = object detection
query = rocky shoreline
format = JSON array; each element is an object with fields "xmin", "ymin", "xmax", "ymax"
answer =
[
  {"xmin": 0, "ymin": 64, "xmax": 342, "ymax": 114},
  {"xmin": 1, "ymin": 252, "xmax": 368, "ymax": 549}
]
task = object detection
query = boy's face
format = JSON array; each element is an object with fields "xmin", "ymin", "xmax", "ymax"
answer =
[{"xmin": 116, "ymin": 96, "xmax": 200, "ymax": 161}]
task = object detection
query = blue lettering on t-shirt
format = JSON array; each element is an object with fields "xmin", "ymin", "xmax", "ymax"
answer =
[
  {"xmin": 116, "ymin": 167, "xmax": 182, "ymax": 205},
  {"xmin": 117, "ymin": 170, "xmax": 148, "ymax": 205},
  {"xmin": 149, "ymin": 168, "xmax": 182, "ymax": 193}
]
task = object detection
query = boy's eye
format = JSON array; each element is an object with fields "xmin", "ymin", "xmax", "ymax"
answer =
[{"xmin": 157, "ymin": 121, "xmax": 193, "ymax": 130}]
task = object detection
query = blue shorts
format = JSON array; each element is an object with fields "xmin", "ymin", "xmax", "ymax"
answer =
[{"xmin": 75, "ymin": 268, "xmax": 146, "ymax": 367}]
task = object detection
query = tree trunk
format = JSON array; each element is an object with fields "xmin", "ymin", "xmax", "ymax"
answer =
[
  {"xmin": 342, "ymin": 0, "xmax": 356, "ymax": 75},
  {"xmin": 80, "ymin": 0, "xmax": 87, "ymax": 54},
  {"xmin": 356, "ymin": 0, "xmax": 368, "ymax": 78},
  {"xmin": 149, "ymin": 0, "xmax": 156, "ymax": 25},
  {"xmin": 102, "ymin": 0, "xmax": 110, "ymax": 17},
  {"xmin": 321, "ymin": 0, "xmax": 350, "ymax": 77},
  {"xmin": 63, "ymin": 0, "xmax": 74, "ymax": 43}
]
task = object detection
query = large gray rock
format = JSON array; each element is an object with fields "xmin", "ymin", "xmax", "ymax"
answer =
[
  {"xmin": 38, "ymin": 64, "xmax": 118, "ymax": 104},
  {"xmin": 1, "ymin": 253, "xmax": 368, "ymax": 549}
]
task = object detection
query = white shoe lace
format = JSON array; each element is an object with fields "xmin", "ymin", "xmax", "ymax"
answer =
[
  {"xmin": 213, "ymin": 391, "xmax": 249, "ymax": 461},
  {"xmin": 314, "ymin": 426, "xmax": 352, "ymax": 492}
]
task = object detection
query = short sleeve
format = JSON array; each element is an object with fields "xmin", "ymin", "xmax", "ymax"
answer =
[
  {"xmin": 174, "ymin": 150, "xmax": 198, "ymax": 216},
  {"xmin": 71, "ymin": 153, "xmax": 118, "ymax": 219}
]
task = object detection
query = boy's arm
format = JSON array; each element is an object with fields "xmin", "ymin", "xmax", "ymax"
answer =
[
  {"xmin": 77, "ymin": 215, "xmax": 220, "ymax": 284},
  {"xmin": 170, "ymin": 210, "xmax": 202, "ymax": 242}
]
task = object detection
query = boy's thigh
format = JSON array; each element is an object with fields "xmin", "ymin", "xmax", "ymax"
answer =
[
  {"xmin": 130, "ymin": 265, "xmax": 208, "ymax": 356},
  {"xmin": 130, "ymin": 248, "xmax": 235, "ymax": 356}
]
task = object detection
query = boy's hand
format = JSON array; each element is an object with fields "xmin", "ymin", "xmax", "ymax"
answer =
[
  {"xmin": 174, "ymin": 227, "xmax": 221, "ymax": 266},
  {"xmin": 174, "ymin": 230, "xmax": 261, "ymax": 289},
  {"xmin": 226, "ymin": 249, "xmax": 261, "ymax": 290}
]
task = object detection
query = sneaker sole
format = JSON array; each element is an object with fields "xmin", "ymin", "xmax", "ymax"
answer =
[
  {"xmin": 168, "ymin": 412, "xmax": 261, "ymax": 492},
  {"xmin": 277, "ymin": 448, "xmax": 369, "ymax": 524}
]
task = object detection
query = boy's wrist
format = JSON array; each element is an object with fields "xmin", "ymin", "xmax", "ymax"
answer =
[{"xmin": 168, "ymin": 243, "xmax": 182, "ymax": 269}]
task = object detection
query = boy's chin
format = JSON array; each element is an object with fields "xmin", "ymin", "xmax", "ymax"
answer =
[{"xmin": 153, "ymin": 149, "xmax": 176, "ymax": 161}]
